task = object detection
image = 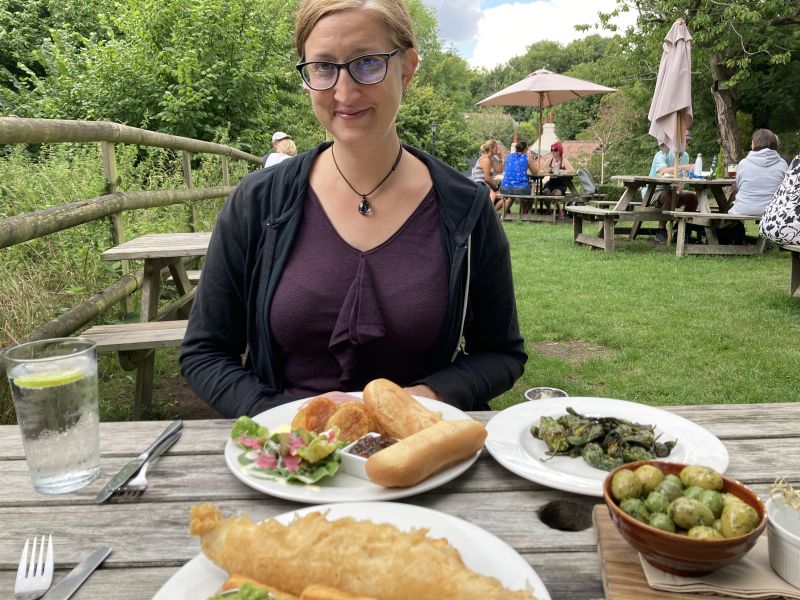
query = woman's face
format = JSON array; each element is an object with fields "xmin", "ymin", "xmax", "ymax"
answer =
[{"xmin": 302, "ymin": 9, "xmax": 417, "ymax": 146}]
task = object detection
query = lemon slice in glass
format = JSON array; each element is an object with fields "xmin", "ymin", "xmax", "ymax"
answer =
[{"xmin": 14, "ymin": 368, "xmax": 86, "ymax": 389}]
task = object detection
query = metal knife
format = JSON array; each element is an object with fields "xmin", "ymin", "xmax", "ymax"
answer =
[
  {"xmin": 42, "ymin": 546, "xmax": 112, "ymax": 600},
  {"xmin": 95, "ymin": 419, "xmax": 183, "ymax": 504}
]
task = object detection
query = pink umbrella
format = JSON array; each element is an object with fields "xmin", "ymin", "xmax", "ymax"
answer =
[
  {"xmin": 648, "ymin": 18, "xmax": 693, "ymax": 173},
  {"xmin": 477, "ymin": 69, "xmax": 615, "ymax": 164}
]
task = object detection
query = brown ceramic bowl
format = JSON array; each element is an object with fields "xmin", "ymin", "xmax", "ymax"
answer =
[{"xmin": 603, "ymin": 460, "xmax": 766, "ymax": 576}]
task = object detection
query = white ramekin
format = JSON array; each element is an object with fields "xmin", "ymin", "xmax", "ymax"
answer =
[{"xmin": 766, "ymin": 498, "xmax": 800, "ymax": 589}]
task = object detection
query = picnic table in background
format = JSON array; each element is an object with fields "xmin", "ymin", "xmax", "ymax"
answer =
[
  {"xmin": 2, "ymin": 402, "xmax": 799, "ymax": 599},
  {"xmin": 82, "ymin": 232, "xmax": 212, "ymax": 416}
]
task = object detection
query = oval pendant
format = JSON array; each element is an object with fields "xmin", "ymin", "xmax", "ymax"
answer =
[{"xmin": 358, "ymin": 198, "xmax": 373, "ymax": 216}]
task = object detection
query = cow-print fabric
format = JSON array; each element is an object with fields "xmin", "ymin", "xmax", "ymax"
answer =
[{"xmin": 760, "ymin": 154, "xmax": 800, "ymax": 245}]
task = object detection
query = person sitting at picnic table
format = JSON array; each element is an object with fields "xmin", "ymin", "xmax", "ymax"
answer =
[
  {"xmin": 263, "ymin": 131, "xmax": 296, "ymax": 168},
  {"xmin": 180, "ymin": 0, "xmax": 527, "ymax": 419},
  {"xmin": 471, "ymin": 139, "xmax": 506, "ymax": 210},
  {"xmin": 499, "ymin": 140, "xmax": 538, "ymax": 214},
  {"xmin": 727, "ymin": 129, "xmax": 788, "ymax": 216},
  {"xmin": 540, "ymin": 141, "xmax": 574, "ymax": 219},
  {"xmin": 644, "ymin": 141, "xmax": 698, "ymax": 244},
  {"xmin": 760, "ymin": 153, "xmax": 800, "ymax": 245}
]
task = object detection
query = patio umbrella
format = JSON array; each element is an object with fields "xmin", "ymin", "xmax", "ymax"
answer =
[
  {"xmin": 648, "ymin": 18, "xmax": 693, "ymax": 177},
  {"xmin": 477, "ymin": 68, "xmax": 616, "ymax": 165}
]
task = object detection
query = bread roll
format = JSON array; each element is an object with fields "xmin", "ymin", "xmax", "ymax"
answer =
[
  {"xmin": 362, "ymin": 378, "xmax": 441, "ymax": 439},
  {"xmin": 365, "ymin": 419, "xmax": 487, "ymax": 488}
]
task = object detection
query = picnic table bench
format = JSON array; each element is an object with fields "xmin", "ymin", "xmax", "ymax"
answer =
[
  {"xmin": 663, "ymin": 211, "xmax": 766, "ymax": 257},
  {"xmin": 502, "ymin": 193, "xmax": 583, "ymax": 223},
  {"xmin": 784, "ymin": 243, "xmax": 800, "ymax": 297},
  {"xmin": 567, "ymin": 205, "xmax": 667, "ymax": 252}
]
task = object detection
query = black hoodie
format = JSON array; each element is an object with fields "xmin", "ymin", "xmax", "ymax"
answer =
[{"xmin": 180, "ymin": 142, "xmax": 526, "ymax": 417}]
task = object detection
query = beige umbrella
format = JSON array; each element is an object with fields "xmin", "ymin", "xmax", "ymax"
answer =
[
  {"xmin": 648, "ymin": 18, "xmax": 693, "ymax": 176},
  {"xmin": 477, "ymin": 68, "xmax": 616, "ymax": 166}
]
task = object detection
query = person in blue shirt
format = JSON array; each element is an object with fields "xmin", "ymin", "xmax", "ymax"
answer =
[
  {"xmin": 499, "ymin": 140, "xmax": 539, "ymax": 214},
  {"xmin": 644, "ymin": 142, "xmax": 698, "ymax": 244}
]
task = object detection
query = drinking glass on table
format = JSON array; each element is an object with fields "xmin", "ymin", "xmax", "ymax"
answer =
[{"xmin": 4, "ymin": 338, "xmax": 100, "ymax": 494}]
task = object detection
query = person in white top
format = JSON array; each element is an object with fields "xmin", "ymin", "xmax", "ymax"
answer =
[
  {"xmin": 263, "ymin": 132, "xmax": 297, "ymax": 168},
  {"xmin": 729, "ymin": 129, "xmax": 788, "ymax": 216}
]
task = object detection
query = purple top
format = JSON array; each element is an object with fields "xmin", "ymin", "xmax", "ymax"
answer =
[{"xmin": 270, "ymin": 186, "xmax": 448, "ymax": 396}]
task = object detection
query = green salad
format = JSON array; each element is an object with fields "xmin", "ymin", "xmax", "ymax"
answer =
[{"xmin": 231, "ymin": 416, "xmax": 345, "ymax": 484}]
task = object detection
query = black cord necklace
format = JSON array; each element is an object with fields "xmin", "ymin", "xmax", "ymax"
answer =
[{"xmin": 331, "ymin": 144, "xmax": 404, "ymax": 216}]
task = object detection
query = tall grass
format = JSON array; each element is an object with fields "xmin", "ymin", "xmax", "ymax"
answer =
[{"xmin": 0, "ymin": 144, "xmax": 251, "ymax": 423}]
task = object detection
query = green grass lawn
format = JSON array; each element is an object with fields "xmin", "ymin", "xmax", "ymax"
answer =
[{"xmin": 490, "ymin": 220, "xmax": 800, "ymax": 410}]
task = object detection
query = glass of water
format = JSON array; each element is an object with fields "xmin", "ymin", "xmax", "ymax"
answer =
[{"xmin": 4, "ymin": 338, "xmax": 100, "ymax": 494}]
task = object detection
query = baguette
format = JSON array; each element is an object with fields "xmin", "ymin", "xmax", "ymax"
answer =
[
  {"xmin": 362, "ymin": 378, "xmax": 441, "ymax": 439},
  {"xmin": 365, "ymin": 419, "xmax": 487, "ymax": 488}
]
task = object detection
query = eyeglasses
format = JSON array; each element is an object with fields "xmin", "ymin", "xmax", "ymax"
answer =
[{"xmin": 296, "ymin": 49, "xmax": 401, "ymax": 91}]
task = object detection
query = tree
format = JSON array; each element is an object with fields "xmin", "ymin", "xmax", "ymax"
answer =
[
  {"xmin": 581, "ymin": 91, "xmax": 644, "ymax": 182},
  {"xmin": 599, "ymin": 0, "xmax": 799, "ymax": 163}
]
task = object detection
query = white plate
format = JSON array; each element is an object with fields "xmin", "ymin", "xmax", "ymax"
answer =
[
  {"xmin": 485, "ymin": 396, "xmax": 729, "ymax": 497},
  {"xmin": 224, "ymin": 394, "xmax": 480, "ymax": 503},
  {"xmin": 153, "ymin": 502, "xmax": 550, "ymax": 600}
]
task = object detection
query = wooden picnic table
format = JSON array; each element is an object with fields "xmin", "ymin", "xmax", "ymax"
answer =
[
  {"xmin": 1, "ymin": 402, "xmax": 798, "ymax": 599},
  {"xmin": 610, "ymin": 175, "xmax": 735, "ymax": 214},
  {"xmin": 101, "ymin": 232, "xmax": 212, "ymax": 323},
  {"xmin": 95, "ymin": 233, "xmax": 211, "ymax": 415}
]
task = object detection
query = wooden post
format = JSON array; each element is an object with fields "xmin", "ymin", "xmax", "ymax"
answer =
[
  {"xmin": 221, "ymin": 155, "xmax": 230, "ymax": 187},
  {"xmin": 100, "ymin": 142, "xmax": 131, "ymax": 315},
  {"xmin": 182, "ymin": 151, "xmax": 196, "ymax": 232}
]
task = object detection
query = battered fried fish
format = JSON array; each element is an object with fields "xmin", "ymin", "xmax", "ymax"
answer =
[{"xmin": 190, "ymin": 504, "xmax": 536, "ymax": 600}]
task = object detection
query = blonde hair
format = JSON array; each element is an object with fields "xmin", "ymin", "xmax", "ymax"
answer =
[
  {"xmin": 295, "ymin": 0, "xmax": 417, "ymax": 58},
  {"xmin": 480, "ymin": 140, "xmax": 496, "ymax": 155},
  {"xmin": 275, "ymin": 138, "xmax": 297, "ymax": 156}
]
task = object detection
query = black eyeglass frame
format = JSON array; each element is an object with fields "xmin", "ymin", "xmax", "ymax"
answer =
[{"xmin": 296, "ymin": 48, "xmax": 402, "ymax": 91}]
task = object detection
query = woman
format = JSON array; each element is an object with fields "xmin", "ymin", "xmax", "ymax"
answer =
[
  {"xmin": 499, "ymin": 140, "xmax": 538, "ymax": 214},
  {"xmin": 541, "ymin": 142, "xmax": 574, "ymax": 218},
  {"xmin": 471, "ymin": 140, "xmax": 505, "ymax": 209},
  {"xmin": 180, "ymin": 0, "xmax": 526, "ymax": 417},
  {"xmin": 263, "ymin": 137, "xmax": 298, "ymax": 168}
]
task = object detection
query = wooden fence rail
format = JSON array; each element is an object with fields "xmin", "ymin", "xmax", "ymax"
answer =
[
  {"xmin": 0, "ymin": 186, "xmax": 234, "ymax": 249},
  {"xmin": 0, "ymin": 117, "xmax": 261, "ymax": 162},
  {"xmin": 0, "ymin": 118, "xmax": 261, "ymax": 396}
]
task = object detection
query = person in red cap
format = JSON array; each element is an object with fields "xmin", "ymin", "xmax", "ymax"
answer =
[{"xmin": 541, "ymin": 142, "xmax": 574, "ymax": 219}]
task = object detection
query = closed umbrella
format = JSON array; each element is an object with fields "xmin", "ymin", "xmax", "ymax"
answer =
[
  {"xmin": 648, "ymin": 18, "xmax": 693, "ymax": 176},
  {"xmin": 477, "ymin": 69, "xmax": 616, "ymax": 166}
]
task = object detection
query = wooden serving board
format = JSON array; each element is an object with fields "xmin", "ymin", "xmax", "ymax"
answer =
[{"xmin": 594, "ymin": 505, "xmax": 731, "ymax": 599}]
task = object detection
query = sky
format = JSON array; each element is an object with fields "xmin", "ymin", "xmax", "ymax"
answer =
[{"xmin": 421, "ymin": 0, "xmax": 638, "ymax": 70}]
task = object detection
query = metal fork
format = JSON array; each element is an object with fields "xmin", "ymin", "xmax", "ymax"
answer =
[
  {"xmin": 116, "ymin": 430, "xmax": 181, "ymax": 499},
  {"xmin": 15, "ymin": 535, "xmax": 53, "ymax": 600}
]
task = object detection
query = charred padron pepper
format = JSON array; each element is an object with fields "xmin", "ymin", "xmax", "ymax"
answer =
[{"xmin": 530, "ymin": 407, "xmax": 677, "ymax": 471}]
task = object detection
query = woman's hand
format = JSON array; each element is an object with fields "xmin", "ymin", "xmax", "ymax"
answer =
[{"xmin": 403, "ymin": 384, "xmax": 441, "ymax": 401}]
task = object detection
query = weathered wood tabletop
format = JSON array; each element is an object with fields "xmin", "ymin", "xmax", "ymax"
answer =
[{"xmin": 1, "ymin": 402, "xmax": 798, "ymax": 599}]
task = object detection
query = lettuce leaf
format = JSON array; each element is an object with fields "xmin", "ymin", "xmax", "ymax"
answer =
[
  {"xmin": 231, "ymin": 416, "xmax": 268, "ymax": 442},
  {"xmin": 296, "ymin": 432, "xmax": 339, "ymax": 463}
]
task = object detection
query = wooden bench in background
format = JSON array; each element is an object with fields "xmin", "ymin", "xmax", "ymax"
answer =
[
  {"xmin": 663, "ymin": 211, "xmax": 766, "ymax": 257},
  {"xmin": 82, "ymin": 320, "xmax": 188, "ymax": 417},
  {"xmin": 567, "ymin": 205, "xmax": 668, "ymax": 252},
  {"xmin": 784, "ymin": 244, "xmax": 800, "ymax": 297},
  {"xmin": 502, "ymin": 194, "xmax": 583, "ymax": 224}
]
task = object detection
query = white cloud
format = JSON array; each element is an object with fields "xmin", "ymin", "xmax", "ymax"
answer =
[
  {"xmin": 424, "ymin": 0, "xmax": 482, "ymax": 43},
  {"xmin": 424, "ymin": 0, "xmax": 638, "ymax": 70}
]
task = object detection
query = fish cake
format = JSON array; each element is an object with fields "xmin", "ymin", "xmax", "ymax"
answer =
[
  {"xmin": 292, "ymin": 396, "xmax": 338, "ymax": 433},
  {"xmin": 325, "ymin": 401, "xmax": 372, "ymax": 442}
]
